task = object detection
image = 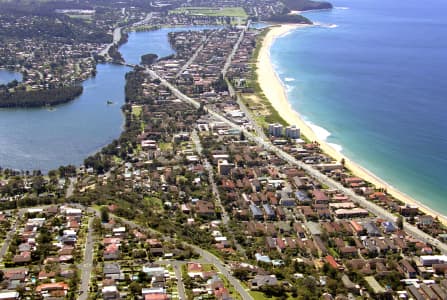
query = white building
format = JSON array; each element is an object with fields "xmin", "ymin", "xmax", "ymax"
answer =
[
  {"xmin": 420, "ymin": 255, "xmax": 447, "ymax": 266},
  {"xmin": 285, "ymin": 125, "xmax": 300, "ymax": 139},
  {"xmin": 268, "ymin": 123, "xmax": 283, "ymax": 137},
  {"xmin": 217, "ymin": 159, "xmax": 234, "ymax": 176}
]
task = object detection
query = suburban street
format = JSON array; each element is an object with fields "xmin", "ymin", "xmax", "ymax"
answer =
[
  {"xmin": 173, "ymin": 264, "xmax": 186, "ymax": 300},
  {"xmin": 90, "ymin": 207, "xmax": 254, "ymax": 300},
  {"xmin": 176, "ymin": 33, "xmax": 214, "ymax": 78},
  {"xmin": 158, "ymin": 260, "xmax": 188, "ymax": 300},
  {"xmin": 191, "ymin": 130, "xmax": 246, "ymax": 255},
  {"xmin": 191, "ymin": 130, "xmax": 229, "ymax": 225},
  {"xmin": 188, "ymin": 244, "xmax": 253, "ymax": 300},
  {"xmin": 79, "ymin": 216, "xmax": 95, "ymax": 300},
  {"xmin": 0, "ymin": 209, "xmax": 24, "ymax": 262},
  {"xmin": 65, "ymin": 177, "xmax": 77, "ymax": 198},
  {"xmin": 222, "ymin": 20, "xmax": 250, "ymax": 76}
]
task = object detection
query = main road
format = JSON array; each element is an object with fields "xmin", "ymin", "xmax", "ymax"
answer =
[
  {"xmin": 99, "ymin": 27, "xmax": 123, "ymax": 59},
  {"xmin": 147, "ymin": 68, "xmax": 447, "ymax": 255}
]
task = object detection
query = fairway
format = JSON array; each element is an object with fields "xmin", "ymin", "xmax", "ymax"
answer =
[{"xmin": 170, "ymin": 7, "xmax": 248, "ymax": 19}]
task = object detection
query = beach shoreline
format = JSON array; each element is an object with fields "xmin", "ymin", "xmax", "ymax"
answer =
[{"xmin": 257, "ymin": 24, "xmax": 447, "ymax": 225}]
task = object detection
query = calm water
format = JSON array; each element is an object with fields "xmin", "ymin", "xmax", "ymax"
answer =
[
  {"xmin": 0, "ymin": 69, "xmax": 22, "ymax": 85},
  {"xmin": 271, "ymin": 0, "xmax": 447, "ymax": 212},
  {"xmin": 121, "ymin": 26, "xmax": 222, "ymax": 65},
  {"xmin": 0, "ymin": 26, "xmax": 218, "ymax": 172},
  {"xmin": 0, "ymin": 64, "xmax": 130, "ymax": 172}
]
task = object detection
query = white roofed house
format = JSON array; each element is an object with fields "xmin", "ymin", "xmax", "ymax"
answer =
[
  {"xmin": 0, "ymin": 291, "xmax": 20, "ymax": 300},
  {"xmin": 113, "ymin": 226, "xmax": 127, "ymax": 237},
  {"xmin": 102, "ymin": 285, "xmax": 120, "ymax": 300}
]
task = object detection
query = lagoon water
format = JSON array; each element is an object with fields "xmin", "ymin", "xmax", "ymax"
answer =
[
  {"xmin": 0, "ymin": 26, "xmax": 216, "ymax": 172},
  {"xmin": 0, "ymin": 64, "xmax": 130, "ymax": 172},
  {"xmin": 271, "ymin": 0, "xmax": 447, "ymax": 212},
  {"xmin": 120, "ymin": 26, "xmax": 222, "ymax": 65},
  {"xmin": 0, "ymin": 69, "xmax": 22, "ymax": 85}
]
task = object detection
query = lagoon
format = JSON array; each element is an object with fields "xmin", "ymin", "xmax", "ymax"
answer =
[
  {"xmin": 0, "ymin": 26, "xmax": 218, "ymax": 172},
  {"xmin": 0, "ymin": 69, "xmax": 22, "ymax": 85}
]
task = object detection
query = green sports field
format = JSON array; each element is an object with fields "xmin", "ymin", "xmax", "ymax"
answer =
[{"xmin": 169, "ymin": 7, "xmax": 248, "ymax": 19}]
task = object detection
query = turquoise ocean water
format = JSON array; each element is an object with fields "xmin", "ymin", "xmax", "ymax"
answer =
[{"xmin": 271, "ymin": 0, "xmax": 447, "ymax": 213}]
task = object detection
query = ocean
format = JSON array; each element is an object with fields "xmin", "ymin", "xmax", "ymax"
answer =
[{"xmin": 270, "ymin": 0, "xmax": 447, "ymax": 213}]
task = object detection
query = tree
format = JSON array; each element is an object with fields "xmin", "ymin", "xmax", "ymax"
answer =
[
  {"xmin": 141, "ymin": 53, "xmax": 158, "ymax": 65},
  {"xmin": 260, "ymin": 284, "xmax": 286, "ymax": 297},
  {"xmin": 233, "ymin": 268, "xmax": 250, "ymax": 281},
  {"xmin": 58, "ymin": 165, "xmax": 76, "ymax": 177},
  {"xmin": 240, "ymin": 131, "xmax": 246, "ymax": 141},
  {"xmin": 397, "ymin": 215, "xmax": 404, "ymax": 230},
  {"xmin": 129, "ymin": 281, "xmax": 142, "ymax": 295},
  {"xmin": 32, "ymin": 176, "xmax": 46, "ymax": 194},
  {"xmin": 100, "ymin": 206, "xmax": 109, "ymax": 223}
]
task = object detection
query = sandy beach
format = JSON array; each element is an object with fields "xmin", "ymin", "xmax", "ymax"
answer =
[{"xmin": 257, "ymin": 24, "xmax": 447, "ymax": 225}]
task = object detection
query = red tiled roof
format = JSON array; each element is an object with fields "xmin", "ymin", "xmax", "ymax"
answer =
[
  {"xmin": 145, "ymin": 294, "xmax": 168, "ymax": 300},
  {"xmin": 36, "ymin": 282, "xmax": 69, "ymax": 292}
]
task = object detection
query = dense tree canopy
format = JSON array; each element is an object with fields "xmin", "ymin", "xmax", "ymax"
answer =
[{"xmin": 0, "ymin": 85, "xmax": 82, "ymax": 108}]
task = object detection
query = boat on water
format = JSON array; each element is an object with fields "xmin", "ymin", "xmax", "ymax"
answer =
[
  {"xmin": 107, "ymin": 100, "xmax": 114, "ymax": 105},
  {"xmin": 45, "ymin": 104, "xmax": 55, "ymax": 111}
]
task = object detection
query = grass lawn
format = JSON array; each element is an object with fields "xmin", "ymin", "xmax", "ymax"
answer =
[
  {"xmin": 131, "ymin": 105, "xmax": 142, "ymax": 117},
  {"xmin": 170, "ymin": 7, "xmax": 247, "ymax": 19},
  {"xmin": 144, "ymin": 196, "xmax": 163, "ymax": 211},
  {"xmin": 66, "ymin": 14, "xmax": 93, "ymax": 21},
  {"xmin": 249, "ymin": 291, "xmax": 269, "ymax": 300},
  {"xmin": 159, "ymin": 142, "xmax": 172, "ymax": 151}
]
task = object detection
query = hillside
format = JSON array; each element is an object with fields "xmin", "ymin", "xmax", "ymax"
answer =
[{"xmin": 282, "ymin": 0, "xmax": 333, "ymax": 11}]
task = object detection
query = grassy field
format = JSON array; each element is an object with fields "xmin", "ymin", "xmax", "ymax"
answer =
[
  {"xmin": 249, "ymin": 291, "xmax": 270, "ymax": 300},
  {"xmin": 169, "ymin": 7, "xmax": 248, "ymax": 19},
  {"xmin": 131, "ymin": 105, "xmax": 142, "ymax": 117},
  {"xmin": 66, "ymin": 14, "xmax": 93, "ymax": 21},
  {"xmin": 238, "ymin": 27, "xmax": 289, "ymax": 128}
]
